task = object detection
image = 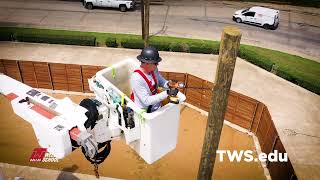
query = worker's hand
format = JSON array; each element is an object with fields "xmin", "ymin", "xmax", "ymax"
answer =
[{"xmin": 168, "ymin": 80, "xmax": 179, "ymax": 89}]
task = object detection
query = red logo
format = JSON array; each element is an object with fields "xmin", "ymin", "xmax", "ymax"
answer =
[{"xmin": 29, "ymin": 148, "xmax": 47, "ymax": 162}]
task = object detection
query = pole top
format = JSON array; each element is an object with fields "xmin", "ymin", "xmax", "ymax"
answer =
[{"xmin": 223, "ymin": 26, "xmax": 241, "ymax": 37}]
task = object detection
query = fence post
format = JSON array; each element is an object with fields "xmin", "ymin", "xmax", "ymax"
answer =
[{"xmin": 197, "ymin": 26, "xmax": 241, "ymax": 180}]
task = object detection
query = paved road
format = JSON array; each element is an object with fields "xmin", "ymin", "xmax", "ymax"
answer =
[{"xmin": 0, "ymin": 0, "xmax": 319, "ymax": 61}]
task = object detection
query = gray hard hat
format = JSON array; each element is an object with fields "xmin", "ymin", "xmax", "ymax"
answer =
[{"xmin": 137, "ymin": 46, "xmax": 162, "ymax": 63}]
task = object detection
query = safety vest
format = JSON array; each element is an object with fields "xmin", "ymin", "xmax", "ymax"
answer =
[{"xmin": 130, "ymin": 69, "xmax": 158, "ymax": 102}]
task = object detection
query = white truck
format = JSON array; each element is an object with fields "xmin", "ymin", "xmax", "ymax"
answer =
[
  {"xmin": 233, "ymin": 6, "xmax": 280, "ymax": 30},
  {"xmin": 83, "ymin": 0, "xmax": 135, "ymax": 12}
]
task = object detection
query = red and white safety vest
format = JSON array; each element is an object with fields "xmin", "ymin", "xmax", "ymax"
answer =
[{"xmin": 130, "ymin": 69, "xmax": 158, "ymax": 102}]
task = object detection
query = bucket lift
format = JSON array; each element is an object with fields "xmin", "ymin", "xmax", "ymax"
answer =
[{"xmin": 0, "ymin": 59, "xmax": 186, "ymax": 167}]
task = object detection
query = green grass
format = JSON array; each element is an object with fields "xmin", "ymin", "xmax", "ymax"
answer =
[
  {"xmin": 239, "ymin": 45, "xmax": 320, "ymax": 93},
  {"xmin": 0, "ymin": 26, "xmax": 319, "ymax": 94}
]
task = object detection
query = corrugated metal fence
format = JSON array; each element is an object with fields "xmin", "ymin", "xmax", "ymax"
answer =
[{"xmin": 0, "ymin": 59, "xmax": 296, "ymax": 179}]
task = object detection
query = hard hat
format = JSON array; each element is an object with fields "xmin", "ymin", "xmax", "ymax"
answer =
[{"xmin": 137, "ymin": 46, "xmax": 162, "ymax": 63}]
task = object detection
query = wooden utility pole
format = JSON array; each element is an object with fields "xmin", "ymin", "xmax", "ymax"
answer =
[
  {"xmin": 197, "ymin": 26, "xmax": 242, "ymax": 180},
  {"xmin": 144, "ymin": 0, "xmax": 150, "ymax": 47},
  {"xmin": 141, "ymin": 0, "xmax": 145, "ymax": 40},
  {"xmin": 141, "ymin": 0, "xmax": 149, "ymax": 47}
]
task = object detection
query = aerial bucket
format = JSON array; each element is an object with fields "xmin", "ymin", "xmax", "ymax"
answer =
[{"xmin": 90, "ymin": 58, "xmax": 186, "ymax": 164}]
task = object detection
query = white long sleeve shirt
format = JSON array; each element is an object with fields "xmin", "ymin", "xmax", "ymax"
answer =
[{"xmin": 130, "ymin": 68, "xmax": 169, "ymax": 112}]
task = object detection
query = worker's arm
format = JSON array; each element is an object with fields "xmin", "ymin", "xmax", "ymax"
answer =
[
  {"xmin": 155, "ymin": 68, "xmax": 169, "ymax": 88},
  {"xmin": 131, "ymin": 73, "xmax": 168, "ymax": 107}
]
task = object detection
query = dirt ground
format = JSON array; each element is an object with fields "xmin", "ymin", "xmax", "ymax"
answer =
[{"xmin": 0, "ymin": 93, "xmax": 266, "ymax": 180}]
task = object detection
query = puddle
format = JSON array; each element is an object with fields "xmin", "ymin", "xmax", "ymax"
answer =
[{"xmin": 0, "ymin": 93, "xmax": 265, "ymax": 180}]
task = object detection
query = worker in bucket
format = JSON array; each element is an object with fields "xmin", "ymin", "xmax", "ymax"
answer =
[{"xmin": 130, "ymin": 46, "xmax": 178, "ymax": 113}]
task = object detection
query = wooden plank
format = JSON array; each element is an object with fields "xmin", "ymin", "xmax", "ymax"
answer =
[
  {"xmin": 50, "ymin": 64, "xmax": 67, "ymax": 86},
  {"xmin": 66, "ymin": 64, "xmax": 82, "ymax": 92},
  {"xmin": 33, "ymin": 62, "xmax": 53, "ymax": 89},
  {"xmin": 268, "ymin": 138, "xmax": 296, "ymax": 180},
  {"xmin": 200, "ymin": 80, "xmax": 214, "ymax": 111},
  {"xmin": 187, "ymin": 97, "xmax": 201, "ymax": 108},
  {"xmin": 81, "ymin": 65, "xmax": 99, "ymax": 73},
  {"xmin": 168, "ymin": 72, "xmax": 186, "ymax": 82},
  {"xmin": 200, "ymin": 94, "xmax": 211, "ymax": 112},
  {"xmin": 185, "ymin": 74, "xmax": 203, "ymax": 107},
  {"xmin": 262, "ymin": 122, "xmax": 278, "ymax": 154},
  {"xmin": 52, "ymin": 77, "xmax": 68, "ymax": 83},
  {"xmin": 226, "ymin": 92, "xmax": 255, "ymax": 129},
  {"xmin": 159, "ymin": 71, "xmax": 169, "ymax": 79},
  {"xmin": 256, "ymin": 107, "xmax": 272, "ymax": 152},
  {"xmin": 0, "ymin": 60, "xmax": 6, "ymax": 74},
  {"xmin": 236, "ymin": 95, "xmax": 257, "ymax": 119},
  {"xmin": 53, "ymin": 83, "xmax": 68, "ymax": 91},
  {"xmin": 224, "ymin": 92, "xmax": 238, "ymax": 124},
  {"xmin": 68, "ymin": 84, "xmax": 83, "ymax": 92},
  {"xmin": 231, "ymin": 115, "xmax": 251, "ymax": 129},
  {"xmin": 2, "ymin": 60, "xmax": 22, "ymax": 82},
  {"xmin": 250, "ymin": 102, "xmax": 265, "ymax": 133},
  {"xmin": 81, "ymin": 65, "xmax": 100, "ymax": 93},
  {"xmin": 18, "ymin": 61, "xmax": 38, "ymax": 88},
  {"xmin": 49, "ymin": 63, "xmax": 66, "ymax": 69},
  {"xmin": 187, "ymin": 74, "xmax": 203, "ymax": 87},
  {"xmin": 37, "ymin": 83, "xmax": 52, "ymax": 89},
  {"xmin": 67, "ymin": 77, "xmax": 82, "ymax": 82},
  {"xmin": 98, "ymin": 66, "xmax": 106, "ymax": 71},
  {"xmin": 186, "ymin": 89, "xmax": 202, "ymax": 102}
]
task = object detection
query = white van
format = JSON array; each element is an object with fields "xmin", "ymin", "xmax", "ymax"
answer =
[{"xmin": 233, "ymin": 6, "xmax": 280, "ymax": 30}]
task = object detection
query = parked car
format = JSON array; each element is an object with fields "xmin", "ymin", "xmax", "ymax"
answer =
[
  {"xmin": 233, "ymin": 6, "xmax": 280, "ymax": 30},
  {"xmin": 83, "ymin": 0, "xmax": 135, "ymax": 12}
]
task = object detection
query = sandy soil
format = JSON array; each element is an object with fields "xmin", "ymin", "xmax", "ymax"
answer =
[{"xmin": 0, "ymin": 93, "xmax": 266, "ymax": 180}]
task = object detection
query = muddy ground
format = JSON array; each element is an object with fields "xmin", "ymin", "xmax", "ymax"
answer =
[{"xmin": 0, "ymin": 93, "xmax": 265, "ymax": 179}]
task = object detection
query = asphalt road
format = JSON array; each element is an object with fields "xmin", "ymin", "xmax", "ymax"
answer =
[{"xmin": 0, "ymin": 0, "xmax": 319, "ymax": 61}]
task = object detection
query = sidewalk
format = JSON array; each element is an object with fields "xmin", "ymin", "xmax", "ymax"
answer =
[{"xmin": 0, "ymin": 42, "xmax": 319, "ymax": 179}]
